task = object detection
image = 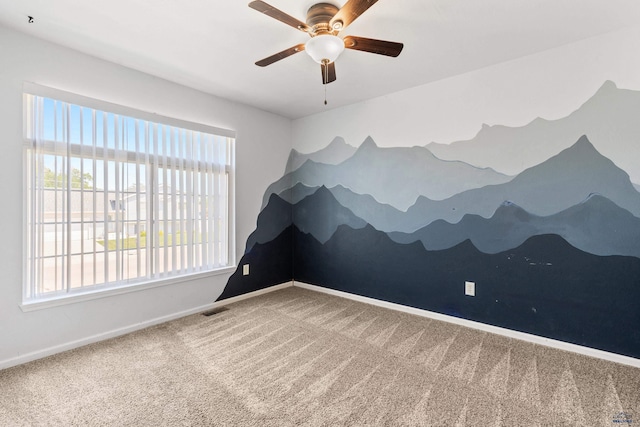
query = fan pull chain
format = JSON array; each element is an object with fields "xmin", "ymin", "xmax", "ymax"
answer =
[{"xmin": 323, "ymin": 60, "xmax": 328, "ymax": 105}]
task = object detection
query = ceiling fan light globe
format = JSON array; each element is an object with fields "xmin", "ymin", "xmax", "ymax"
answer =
[{"xmin": 305, "ymin": 34, "xmax": 345, "ymax": 64}]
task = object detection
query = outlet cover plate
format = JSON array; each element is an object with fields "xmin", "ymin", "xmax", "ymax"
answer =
[{"xmin": 465, "ymin": 281, "xmax": 475, "ymax": 296}]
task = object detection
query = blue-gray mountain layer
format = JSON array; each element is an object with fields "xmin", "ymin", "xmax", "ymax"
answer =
[
  {"xmin": 402, "ymin": 135, "xmax": 640, "ymax": 231},
  {"xmin": 285, "ymin": 136, "xmax": 357, "ymax": 173},
  {"xmin": 265, "ymin": 136, "xmax": 512, "ymax": 211},
  {"xmin": 278, "ymin": 183, "xmax": 321, "ymax": 205},
  {"xmin": 292, "ymin": 186, "xmax": 367, "ymax": 243},
  {"xmin": 278, "ymin": 183, "xmax": 407, "ymax": 232},
  {"xmin": 246, "ymin": 187, "xmax": 366, "ymax": 251},
  {"xmin": 267, "ymin": 181, "xmax": 640, "ymax": 258},
  {"xmin": 282, "ymin": 136, "xmax": 640, "ymax": 233},
  {"xmin": 389, "ymin": 194, "xmax": 640, "ymax": 257}
]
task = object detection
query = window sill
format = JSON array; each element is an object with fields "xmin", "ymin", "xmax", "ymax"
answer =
[{"xmin": 20, "ymin": 266, "xmax": 236, "ymax": 312}]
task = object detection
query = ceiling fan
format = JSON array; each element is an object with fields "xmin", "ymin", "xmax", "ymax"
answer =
[{"xmin": 249, "ymin": 0, "xmax": 404, "ymax": 86}]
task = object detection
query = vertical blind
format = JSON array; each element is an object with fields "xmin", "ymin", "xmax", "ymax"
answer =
[{"xmin": 23, "ymin": 89, "xmax": 235, "ymax": 301}]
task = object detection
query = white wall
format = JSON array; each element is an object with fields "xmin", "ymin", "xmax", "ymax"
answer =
[{"xmin": 0, "ymin": 25, "xmax": 292, "ymax": 368}]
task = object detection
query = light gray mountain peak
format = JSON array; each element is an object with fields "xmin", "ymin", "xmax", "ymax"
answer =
[
  {"xmin": 285, "ymin": 137, "xmax": 357, "ymax": 173},
  {"xmin": 426, "ymin": 81, "xmax": 640, "ymax": 183}
]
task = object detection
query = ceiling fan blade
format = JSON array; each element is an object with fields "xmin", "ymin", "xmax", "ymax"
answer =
[
  {"xmin": 249, "ymin": 1, "xmax": 310, "ymax": 33},
  {"xmin": 321, "ymin": 62, "xmax": 337, "ymax": 85},
  {"xmin": 343, "ymin": 36, "xmax": 403, "ymax": 57},
  {"xmin": 330, "ymin": 0, "xmax": 379, "ymax": 31},
  {"xmin": 255, "ymin": 44, "xmax": 306, "ymax": 67}
]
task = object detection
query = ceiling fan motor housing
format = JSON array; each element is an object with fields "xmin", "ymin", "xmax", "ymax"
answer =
[{"xmin": 307, "ymin": 3, "xmax": 340, "ymax": 35}]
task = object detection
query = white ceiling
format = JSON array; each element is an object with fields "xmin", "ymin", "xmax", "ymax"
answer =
[{"xmin": 1, "ymin": 0, "xmax": 639, "ymax": 119}]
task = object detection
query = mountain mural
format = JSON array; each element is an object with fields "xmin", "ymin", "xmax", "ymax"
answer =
[
  {"xmin": 291, "ymin": 186, "xmax": 367, "ymax": 243},
  {"xmin": 277, "ymin": 136, "xmax": 640, "ymax": 234},
  {"xmin": 390, "ymin": 194, "xmax": 640, "ymax": 257},
  {"xmin": 221, "ymin": 80, "xmax": 640, "ymax": 361},
  {"xmin": 427, "ymin": 81, "xmax": 640, "ymax": 184},
  {"xmin": 247, "ymin": 187, "xmax": 366, "ymax": 252},
  {"xmin": 278, "ymin": 182, "xmax": 321, "ymax": 205},
  {"xmin": 254, "ymin": 177, "xmax": 640, "ymax": 259},
  {"xmin": 403, "ymin": 136, "xmax": 640, "ymax": 231},
  {"xmin": 285, "ymin": 136, "xmax": 357, "ymax": 173},
  {"xmin": 279, "ymin": 183, "xmax": 407, "ymax": 232},
  {"xmin": 263, "ymin": 137, "xmax": 512, "ymax": 211}
]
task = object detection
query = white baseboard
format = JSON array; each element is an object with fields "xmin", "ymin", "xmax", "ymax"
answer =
[
  {"xmin": 294, "ymin": 281, "xmax": 640, "ymax": 369},
  {"xmin": 0, "ymin": 281, "xmax": 294, "ymax": 370},
  {"xmin": 212, "ymin": 281, "xmax": 294, "ymax": 307}
]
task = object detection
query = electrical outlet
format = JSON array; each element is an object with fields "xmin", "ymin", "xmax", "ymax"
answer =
[
  {"xmin": 243, "ymin": 264, "xmax": 250, "ymax": 276},
  {"xmin": 465, "ymin": 281, "xmax": 475, "ymax": 296}
]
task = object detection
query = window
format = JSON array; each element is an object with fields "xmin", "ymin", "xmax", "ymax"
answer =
[{"xmin": 23, "ymin": 84, "xmax": 235, "ymax": 304}]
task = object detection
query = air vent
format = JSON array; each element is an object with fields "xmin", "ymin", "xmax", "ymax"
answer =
[{"xmin": 202, "ymin": 307, "xmax": 229, "ymax": 317}]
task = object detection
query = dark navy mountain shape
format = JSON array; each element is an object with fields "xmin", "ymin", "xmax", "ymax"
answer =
[
  {"xmin": 246, "ymin": 186, "xmax": 366, "ymax": 251},
  {"xmin": 218, "ymin": 225, "xmax": 293, "ymax": 301},
  {"xmin": 285, "ymin": 136, "xmax": 357, "ymax": 173},
  {"xmin": 403, "ymin": 135, "xmax": 640, "ymax": 231},
  {"xmin": 390, "ymin": 194, "xmax": 640, "ymax": 258},
  {"xmin": 264, "ymin": 136, "xmax": 511, "ymax": 211},
  {"xmin": 427, "ymin": 81, "xmax": 640, "ymax": 184},
  {"xmin": 294, "ymin": 224, "xmax": 640, "ymax": 358}
]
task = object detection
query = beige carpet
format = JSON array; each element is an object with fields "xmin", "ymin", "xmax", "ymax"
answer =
[{"xmin": 1, "ymin": 286, "xmax": 638, "ymax": 426}]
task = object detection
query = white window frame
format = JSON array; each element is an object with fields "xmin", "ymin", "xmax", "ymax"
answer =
[{"xmin": 21, "ymin": 83, "xmax": 236, "ymax": 310}]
